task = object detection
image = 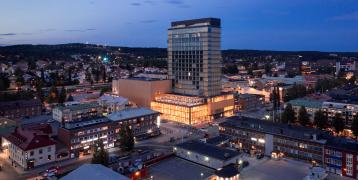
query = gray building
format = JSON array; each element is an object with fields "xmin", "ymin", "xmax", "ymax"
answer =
[{"xmin": 168, "ymin": 18, "xmax": 222, "ymax": 97}]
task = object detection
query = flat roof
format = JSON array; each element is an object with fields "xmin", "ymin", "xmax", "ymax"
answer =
[
  {"xmin": 55, "ymin": 102, "xmax": 99, "ymax": 111},
  {"xmin": 175, "ymin": 140, "xmax": 240, "ymax": 161},
  {"xmin": 220, "ymin": 116, "xmax": 327, "ymax": 143},
  {"xmin": 288, "ymin": 99, "xmax": 323, "ymax": 109},
  {"xmin": 121, "ymin": 77, "xmax": 168, "ymax": 81},
  {"xmin": 206, "ymin": 134, "xmax": 231, "ymax": 146},
  {"xmin": 171, "ymin": 18, "xmax": 221, "ymax": 28},
  {"xmin": 60, "ymin": 164, "xmax": 129, "ymax": 180},
  {"xmin": 107, "ymin": 108, "xmax": 159, "ymax": 122}
]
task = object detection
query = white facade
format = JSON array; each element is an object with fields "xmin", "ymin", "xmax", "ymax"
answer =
[{"xmin": 3, "ymin": 137, "xmax": 56, "ymax": 169}]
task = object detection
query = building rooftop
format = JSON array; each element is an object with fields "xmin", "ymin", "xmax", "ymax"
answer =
[
  {"xmin": 122, "ymin": 77, "xmax": 168, "ymax": 81},
  {"xmin": 60, "ymin": 164, "xmax": 129, "ymax": 180},
  {"xmin": 288, "ymin": 98, "xmax": 323, "ymax": 109},
  {"xmin": 175, "ymin": 140, "xmax": 240, "ymax": 161},
  {"xmin": 5, "ymin": 126, "xmax": 56, "ymax": 151},
  {"xmin": 55, "ymin": 102, "xmax": 99, "ymax": 111},
  {"xmin": 325, "ymin": 136, "xmax": 358, "ymax": 153},
  {"xmin": 107, "ymin": 108, "xmax": 159, "ymax": 122},
  {"xmin": 63, "ymin": 117, "xmax": 110, "ymax": 130},
  {"xmin": 205, "ymin": 134, "xmax": 231, "ymax": 146},
  {"xmin": 220, "ymin": 116, "xmax": 327, "ymax": 144},
  {"xmin": 154, "ymin": 94, "xmax": 205, "ymax": 107},
  {"xmin": 98, "ymin": 94, "xmax": 128, "ymax": 105},
  {"xmin": 0, "ymin": 99, "xmax": 42, "ymax": 110},
  {"xmin": 171, "ymin": 18, "xmax": 221, "ymax": 28}
]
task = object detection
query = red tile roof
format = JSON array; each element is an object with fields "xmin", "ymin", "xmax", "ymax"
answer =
[{"xmin": 5, "ymin": 126, "xmax": 56, "ymax": 151}]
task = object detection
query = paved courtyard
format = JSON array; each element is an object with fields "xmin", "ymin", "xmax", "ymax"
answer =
[{"xmin": 240, "ymin": 158, "xmax": 310, "ymax": 180}]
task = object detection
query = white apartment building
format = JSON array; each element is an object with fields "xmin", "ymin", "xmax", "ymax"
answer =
[{"xmin": 2, "ymin": 129, "xmax": 56, "ymax": 169}]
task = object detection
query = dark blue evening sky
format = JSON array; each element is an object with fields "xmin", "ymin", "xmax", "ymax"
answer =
[{"xmin": 0, "ymin": 0, "xmax": 357, "ymax": 51}]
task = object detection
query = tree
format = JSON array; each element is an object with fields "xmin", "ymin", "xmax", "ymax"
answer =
[
  {"xmin": 332, "ymin": 113, "xmax": 345, "ymax": 134},
  {"xmin": 351, "ymin": 115, "xmax": 358, "ymax": 139},
  {"xmin": 0, "ymin": 74, "xmax": 10, "ymax": 91},
  {"xmin": 91, "ymin": 139, "xmax": 109, "ymax": 166},
  {"xmin": 85, "ymin": 69, "xmax": 93, "ymax": 84},
  {"xmin": 58, "ymin": 87, "xmax": 67, "ymax": 104},
  {"xmin": 281, "ymin": 103, "xmax": 295, "ymax": 124},
  {"xmin": 67, "ymin": 95, "xmax": 74, "ymax": 101},
  {"xmin": 298, "ymin": 106, "xmax": 310, "ymax": 126},
  {"xmin": 313, "ymin": 109, "xmax": 328, "ymax": 130},
  {"xmin": 118, "ymin": 125, "xmax": 134, "ymax": 152},
  {"xmin": 47, "ymin": 85, "xmax": 59, "ymax": 103},
  {"xmin": 35, "ymin": 83, "xmax": 44, "ymax": 102}
]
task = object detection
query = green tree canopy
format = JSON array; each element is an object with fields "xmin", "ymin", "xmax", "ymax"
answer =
[
  {"xmin": 351, "ymin": 115, "xmax": 358, "ymax": 139},
  {"xmin": 92, "ymin": 139, "xmax": 109, "ymax": 166},
  {"xmin": 332, "ymin": 113, "xmax": 345, "ymax": 134},
  {"xmin": 313, "ymin": 109, "xmax": 328, "ymax": 130},
  {"xmin": 298, "ymin": 106, "xmax": 310, "ymax": 126},
  {"xmin": 281, "ymin": 103, "xmax": 295, "ymax": 124},
  {"xmin": 118, "ymin": 125, "xmax": 134, "ymax": 152},
  {"xmin": 58, "ymin": 87, "xmax": 67, "ymax": 104}
]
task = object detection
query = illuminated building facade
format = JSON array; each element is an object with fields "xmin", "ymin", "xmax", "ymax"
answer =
[
  {"xmin": 168, "ymin": 18, "xmax": 222, "ymax": 97},
  {"xmin": 52, "ymin": 102, "xmax": 103, "ymax": 124},
  {"xmin": 151, "ymin": 93, "xmax": 234, "ymax": 125},
  {"xmin": 58, "ymin": 108, "xmax": 161, "ymax": 156},
  {"xmin": 150, "ymin": 18, "xmax": 234, "ymax": 125}
]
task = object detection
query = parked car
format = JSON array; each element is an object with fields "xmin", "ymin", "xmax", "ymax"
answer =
[
  {"xmin": 242, "ymin": 161, "xmax": 249, "ymax": 168},
  {"xmin": 256, "ymin": 154, "xmax": 264, "ymax": 159}
]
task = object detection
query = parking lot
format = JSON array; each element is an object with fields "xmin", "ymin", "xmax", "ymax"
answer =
[{"xmin": 149, "ymin": 157, "xmax": 214, "ymax": 180}]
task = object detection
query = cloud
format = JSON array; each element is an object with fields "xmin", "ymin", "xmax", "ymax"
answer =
[
  {"xmin": 64, "ymin": 28, "xmax": 96, "ymax": 32},
  {"xmin": 130, "ymin": 2, "xmax": 141, "ymax": 6},
  {"xmin": 143, "ymin": 0, "xmax": 156, "ymax": 5},
  {"xmin": 166, "ymin": 0, "xmax": 184, "ymax": 5},
  {"xmin": 40, "ymin": 28, "xmax": 56, "ymax": 32},
  {"xmin": 140, "ymin": 20, "xmax": 157, "ymax": 23},
  {"xmin": 331, "ymin": 11, "xmax": 358, "ymax": 21},
  {"xmin": 0, "ymin": 33, "xmax": 17, "ymax": 36},
  {"xmin": 165, "ymin": 0, "xmax": 190, "ymax": 8}
]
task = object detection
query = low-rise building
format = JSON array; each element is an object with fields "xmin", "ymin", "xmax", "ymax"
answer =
[
  {"xmin": 107, "ymin": 108, "xmax": 160, "ymax": 139},
  {"xmin": 2, "ymin": 126, "xmax": 56, "ymax": 169},
  {"xmin": 219, "ymin": 116, "xmax": 358, "ymax": 179},
  {"xmin": 220, "ymin": 116, "xmax": 326, "ymax": 164},
  {"xmin": 0, "ymin": 99, "xmax": 42, "ymax": 120},
  {"xmin": 287, "ymin": 98, "xmax": 323, "ymax": 122},
  {"xmin": 322, "ymin": 101, "xmax": 358, "ymax": 128},
  {"xmin": 174, "ymin": 140, "xmax": 241, "ymax": 169},
  {"xmin": 52, "ymin": 102, "xmax": 103, "ymax": 124},
  {"xmin": 151, "ymin": 93, "xmax": 234, "ymax": 125},
  {"xmin": 58, "ymin": 117, "xmax": 113, "ymax": 156},
  {"xmin": 98, "ymin": 94, "xmax": 128, "ymax": 114},
  {"xmin": 324, "ymin": 137, "xmax": 358, "ymax": 178},
  {"xmin": 234, "ymin": 93, "xmax": 264, "ymax": 112},
  {"xmin": 58, "ymin": 108, "xmax": 160, "ymax": 156}
]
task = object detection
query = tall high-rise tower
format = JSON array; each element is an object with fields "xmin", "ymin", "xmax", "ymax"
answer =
[{"xmin": 168, "ymin": 18, "xmax": 222, "ymax": 97}]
